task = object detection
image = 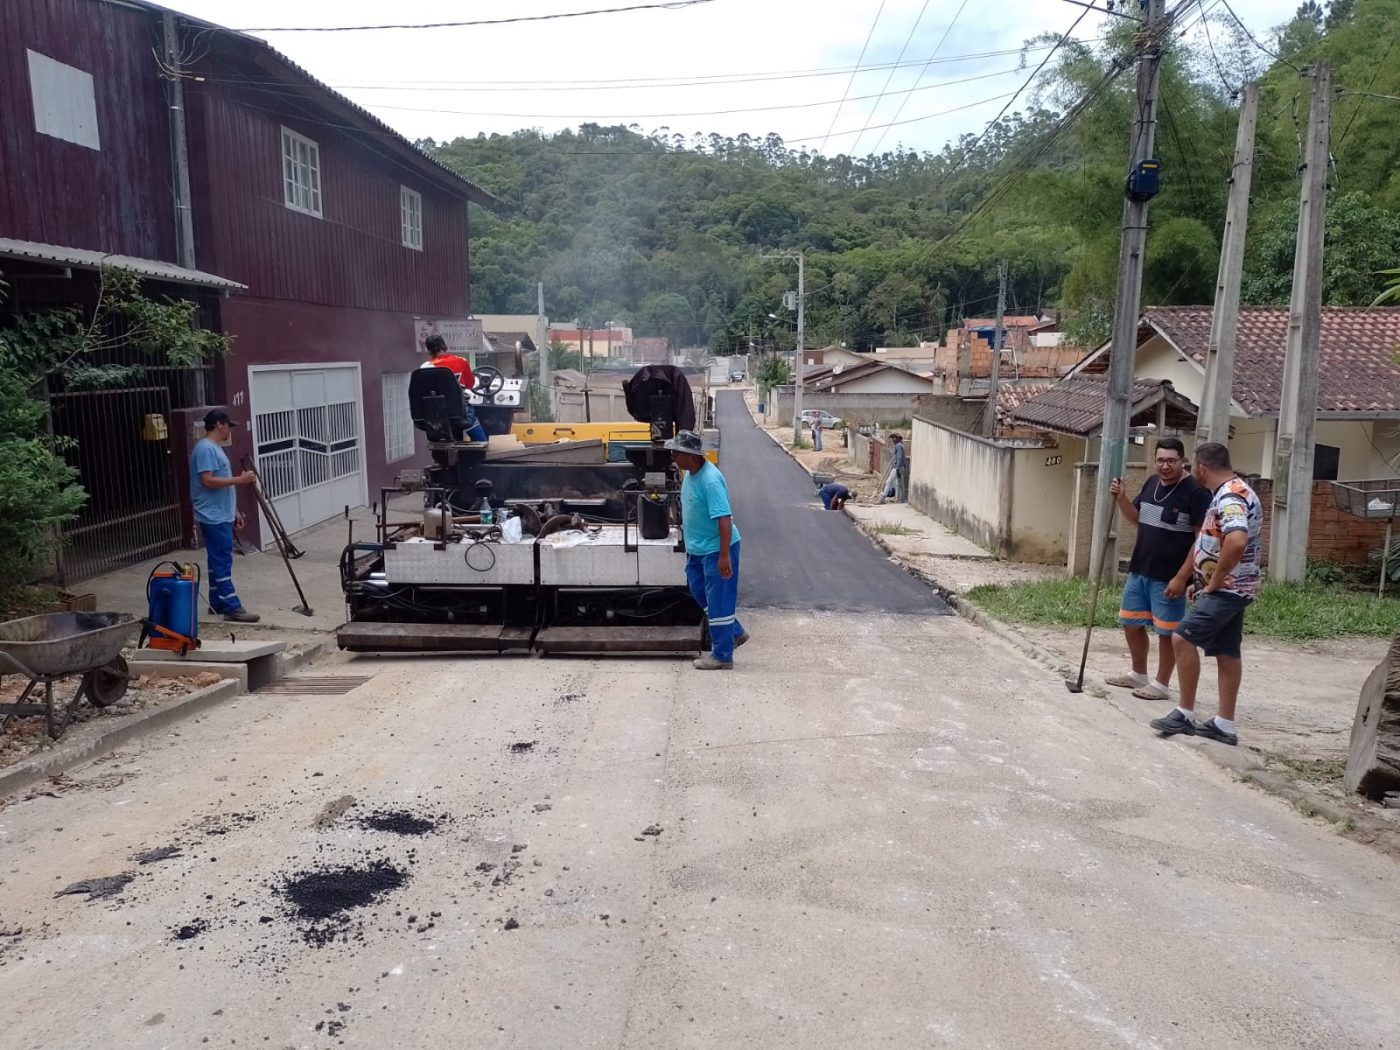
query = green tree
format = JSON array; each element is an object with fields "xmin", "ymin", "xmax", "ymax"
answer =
[{"xmin": 0, "ymin": 270, "xmax": 230, "ymax": 594}]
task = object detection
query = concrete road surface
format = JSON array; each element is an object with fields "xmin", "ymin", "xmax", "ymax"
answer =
[
  {"xmin": 3, "ymin": 616, "xmax": 1399, "ymax": 1049},
  {"xmin": 714, "ymin": 390, "xmax": 947, "ymax": 613},
  {"xmin": 2, "ymin": 396, "xmax": 1398, "ymax": 1049}
]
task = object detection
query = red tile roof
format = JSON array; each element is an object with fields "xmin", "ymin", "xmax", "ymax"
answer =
[
  {"xmin": 1010, "ymin": 376, "xmax": 1199, "ymax": 437},
  {"xmin": 1145, "ymin": 306, "xmax": 1400, "ymax": 416},
  {"xmin": 995, "ymin": 382, "xmax": 1056, "ymax": 424}
]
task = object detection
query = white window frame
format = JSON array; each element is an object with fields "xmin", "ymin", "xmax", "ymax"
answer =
[
  {"xmin": 281, "ymin": 126, "xmax": 323, "ymax": 217},
  {"xmin": 381, "ymin": 372, "xmax": 416, "ymax": 462},
  {"xmin": 400, "ymin": 185, "xmax": 423, "ymax": 250}
]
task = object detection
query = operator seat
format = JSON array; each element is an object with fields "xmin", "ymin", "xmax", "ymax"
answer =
[{"xmin": 409, "ymin": 366, "xmax": 468, "ymax": 443}]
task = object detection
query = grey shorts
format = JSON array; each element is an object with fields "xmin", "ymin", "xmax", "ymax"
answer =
[{"xmin": 1175, "ymin": 592, "xmax": 1250, "ymax": 659}]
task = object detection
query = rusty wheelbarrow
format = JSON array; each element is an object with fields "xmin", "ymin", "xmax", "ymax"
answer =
[{"xmin": 0, "ymin": 612, "xmax": 139, "ymax": 739}]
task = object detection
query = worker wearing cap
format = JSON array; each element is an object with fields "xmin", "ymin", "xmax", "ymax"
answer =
[
  {"xmin": 419, "ymin": 334, "xmax": 488, "ymax": 443},
  {"xmin": 664, "ymin": 429, "xmax": 748, "ymax": 669},
  {"xmin": 190, "ymin": 410, "xmax": 260, "ymax": 623}
]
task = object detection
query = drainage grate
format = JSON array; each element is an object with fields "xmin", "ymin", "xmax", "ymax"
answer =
[{"xmin": 255, "ymin": 675, "xmax": 374, "ymax": 696}]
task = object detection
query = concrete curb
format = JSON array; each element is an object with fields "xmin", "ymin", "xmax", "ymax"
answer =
[
  {"xmin": 0, "ymin": 632, "xmax": 340, "ymax": 801},
  {"xmin": 0, "ymin": 678, "xmax": 241, "ymax": 800}
]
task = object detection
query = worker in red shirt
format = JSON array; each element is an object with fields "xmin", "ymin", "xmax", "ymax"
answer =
[{"xmin": 420, "ymin": 334, "xmax": 487, "ymax": 442}]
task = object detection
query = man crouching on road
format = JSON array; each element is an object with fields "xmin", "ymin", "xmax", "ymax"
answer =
[
  {"xmin": 1150, "ymin": 442, "xmax": 1262, "ymax": 746},
  {"xmin": 665, "ymin": 429, "xmax": 749, "ymax": 669}
]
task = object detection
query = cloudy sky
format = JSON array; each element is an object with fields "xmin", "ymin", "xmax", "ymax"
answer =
[{"xmin": 167, "ymin": 0, "xmax": 1289, "ymax": 157}]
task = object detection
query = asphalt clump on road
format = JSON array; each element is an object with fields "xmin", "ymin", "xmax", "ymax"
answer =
[
  {"xmin": 55, "ymin": 873, "xmax": 134, "ymax": 901},
  {"xmin": 132, "ymin": 845, "xmax": 182, "ymax": 865},
  {"xmin": 509, "ymin": 740, "xmax": 537, "ymax": 753},
  {"xmin": 171, "ymin": 918, "xmax": 208, "ymax": 941},
  {"xmin": 278, "ymin": 860, "xmax": 409, "ymax": 947},
  {"xmin": 355, "ymin": 809, "xmax": 439, "ymax": 836}
]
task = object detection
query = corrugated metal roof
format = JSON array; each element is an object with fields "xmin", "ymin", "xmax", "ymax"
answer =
[
  {"xmin": 1010, "ymin": 376, "xmax": 1197, "ymax": 437},
  {"xmin": 0, "ymin": 237, "xmax": 246, "ymax": 290},
  {"xmin": 98, "ymin": 0, "xmax": 501, "ymax": 208}
]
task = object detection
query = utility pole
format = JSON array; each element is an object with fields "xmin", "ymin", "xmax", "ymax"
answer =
[
  {"xmin": 1270, "ymin": 63, "xmax": 1331, "ymax": 582},
  {"xmin": 162, "ymin": 12, "xmax": 197, "ymax": 269},
  {"xmin": 981, "ymin": 260, "xmax": 1008, "ymax": 438},
  {"xmin": 1089, "ymin": 0, "xmax": 1168, "ymax": 581},
  {"xmin": 760, "ymin": 251, "xmax": 805, "ymax": 442},
  {"xmin": 1197, "ymin": 82, "xmax": 1259, "ymax": 446},
  {"xmin": 537, "ymin": 281, "xmax": 553, "ymax": 420}
]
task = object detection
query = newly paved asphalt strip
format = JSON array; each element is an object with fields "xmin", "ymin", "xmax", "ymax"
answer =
[{"xmin": 714, "ymin": 390, "xmax": 949, "ymax": 614}]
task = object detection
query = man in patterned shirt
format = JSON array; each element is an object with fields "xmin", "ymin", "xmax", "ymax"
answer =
[{"xmin": 1150, "ymin": 442, "xmax": 1262, "ymax": 746}]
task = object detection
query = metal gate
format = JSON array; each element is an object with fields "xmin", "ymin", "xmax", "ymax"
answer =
[
  {"xmin": 250, "ymin": 366, "xmax": 365, "ymax": 537},
  {"xmin": 49, "ymin": 385, "xmax": 182, "ymax": 582}
]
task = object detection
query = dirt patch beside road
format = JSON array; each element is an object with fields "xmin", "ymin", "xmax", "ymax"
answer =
[{"xmin": 0, "ymin": 672, "xmax": 222, "ymax": 771}]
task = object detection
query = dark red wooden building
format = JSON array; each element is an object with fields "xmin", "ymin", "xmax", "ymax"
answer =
[{"xmin": 1, "ymin": 0, "xmax": 497, "ymax": 577}]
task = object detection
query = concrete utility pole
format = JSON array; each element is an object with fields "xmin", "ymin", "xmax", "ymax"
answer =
[
  {"xmin": 537, "ymin": 281, "xmax": 553, "ymax": 419},
  {"xmin": 1270, "ymin": 63, "xmax": 1331, "ymax": 582},
  {"xmin": 1197, "ymin": 83, "xmax": 1259, "ymax": 446},
  {"xmin": 760, "ymin": 250, "xmax": 805, "ymax": 443},
  {"xmin": 1090, "ymin": 0, "xmax": 1168, "ymax": 580},
  {"xmin": 162, "ymin": 12, "xmax": 197, "ymax": 270},
  {"xmin": 982, "ymin": 260, "xmax": 1009, "ymax": 438}
]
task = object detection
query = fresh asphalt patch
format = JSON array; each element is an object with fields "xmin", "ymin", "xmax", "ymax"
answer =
[{"xmin": 714, "ymin": 390, "xmax": 951, "ymax": 614}]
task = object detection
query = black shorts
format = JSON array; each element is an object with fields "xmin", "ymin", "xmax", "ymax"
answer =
[{"xmin": 1175, "ymin": 592, "xmax": 1250, "ymax": 658}]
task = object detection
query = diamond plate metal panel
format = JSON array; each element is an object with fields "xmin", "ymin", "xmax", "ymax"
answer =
[{"xmin": 383, "ymin": 540, "xmax": 535, "ymax": 585}]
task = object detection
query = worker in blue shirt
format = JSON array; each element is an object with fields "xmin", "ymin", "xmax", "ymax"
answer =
[
  {"xmin": 190, "ymin": 410, "xmax": 260, "ymax": 622},
  {"xmin": 665, "ymin": 429, "xmax": 748, "ymax": 669}
]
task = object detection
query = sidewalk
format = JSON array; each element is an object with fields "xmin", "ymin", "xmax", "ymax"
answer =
[{"xmin": 84, "ymin": 506, "xmax": 389, "ymax": 638}]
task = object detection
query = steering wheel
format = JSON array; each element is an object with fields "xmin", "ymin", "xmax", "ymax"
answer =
[{"xmin": 472, "ymin": 366, "xmax": 505, "ymax": 398}]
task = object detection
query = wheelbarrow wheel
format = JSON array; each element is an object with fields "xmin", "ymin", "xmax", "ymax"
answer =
[{"xmin": 87, "ymin": 656, "xmax": 130, "ymax": 708}]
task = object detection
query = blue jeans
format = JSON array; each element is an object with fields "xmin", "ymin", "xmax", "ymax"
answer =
[
  {"xmin": 812, "ymin": 427, "xmax": 823, "ymax": 451},
  {"xmin": 685, "ymin": 540, "xmax": 745, "ymax": 662},
  {"xmin": 463, "ymin": 403, "xmax": 487, "ymax": 443},
  {"xmin": 198, "ymin": 520, "xmax": 243, "ymax": 613}
]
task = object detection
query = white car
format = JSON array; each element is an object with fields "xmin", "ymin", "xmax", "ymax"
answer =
[{"xmin": 800, "ymin": 410, "xmax": 842, "ymax": 429}]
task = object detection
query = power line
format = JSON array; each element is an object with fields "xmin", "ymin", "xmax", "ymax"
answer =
[
  {"xmin": 1216, "ymin": 0, "xmax": 1302, "ymax": 73},
  {"xmin": 849, "ymin": 0, "xmax": 933, "ymax": 155},
  {"xmin": 818, "ymin": 0, "xmax": 889, "ymax": 154},
  {"xmin": 237, "ymin": 0, "xmax": 719, "ymax": 33},
  {"xmin": 869, "ymin": 0, "xmax": 972, "ymax": 155},
  {"xmin": 362, "ymin": 65, "xmax": 1023, "ymax": 121},
  {"xmin": 308, "ymin": 43, "xmax": 1096, "ymax": 92},
  {"xmin": 1196, "ymin": 0, "xmax": 1236, "ymax": 94},
  {"xmin": 935, "ymin": 7, "xmax": 1091, "ymax": 191},
  {"xmin": 1336, "ymin": 37, "xmax": 1399, "ymax": 151}
]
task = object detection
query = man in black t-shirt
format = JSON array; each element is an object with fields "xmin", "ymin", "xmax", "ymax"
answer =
[{"xmin": 1104, "ymin": 438, "xmax": 1211, "ymax": 701}]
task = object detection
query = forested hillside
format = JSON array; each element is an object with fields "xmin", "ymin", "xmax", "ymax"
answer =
[{"xmin": 428, "ymin": 0, "xmax": 1400, "ymax": 354}]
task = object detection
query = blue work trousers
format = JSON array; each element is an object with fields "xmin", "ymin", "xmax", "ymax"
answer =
[
  {"xmin": 198, "ymin": 520, "xmax": 244, "ymax": 613},
  {"xmin": 686, "ymin": 540, "xmax": 745, "ymax": 662},
  {"xmin": 461, "ymin": 398, "xmax": 488, "ymax": 443},
  {"xmin": 812, "ymin": 426, "xmax": 823, "ymax": 451}
]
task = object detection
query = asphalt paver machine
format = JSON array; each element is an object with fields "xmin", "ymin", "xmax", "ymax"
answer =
[{"xmin": 337, "ymin": 364, "xmax": 710, "ymax": 655}]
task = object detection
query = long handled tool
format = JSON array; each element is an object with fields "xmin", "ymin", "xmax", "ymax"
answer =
[
  {"xmin": 244, "ymin": 470, "xmax": 314, "ymax": 618},
  {"xmin": 1066, "ymin": 502, "xmax": 1118, "ymax": 694},
  {"xmin": 241, "ymin": 457, "xmax": 304, "ymax": 559}
]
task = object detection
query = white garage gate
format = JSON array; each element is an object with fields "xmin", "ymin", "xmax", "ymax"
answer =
[{"xmin": 249, "ymin": 365, "xmax": 366, "ymax": 538}]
